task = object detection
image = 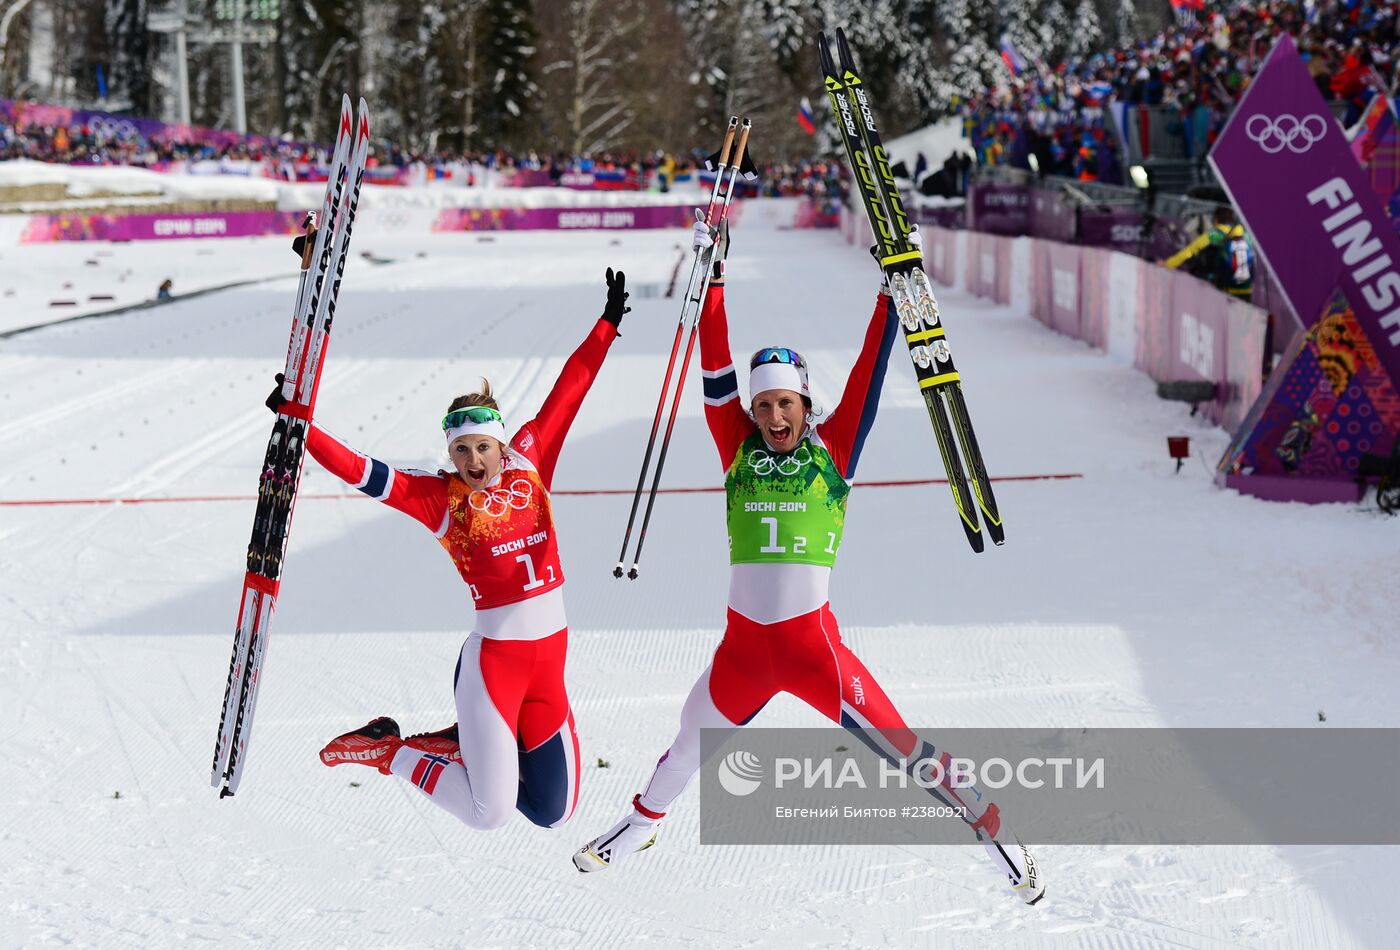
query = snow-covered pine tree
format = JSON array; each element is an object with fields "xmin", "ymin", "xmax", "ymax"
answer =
[
  {"xmin": 1113, "ymin": 0, "xmax": 1138, "ymax": 47},
  {"xmin": 1034, "ymin": 0, "xmax": 1075, "ymax": 66},
  {"xmin": 277, "ymin": 0, "xmax": 362, "ymax": 140},
  {"xmin": 933, "ymin": 0, "xmax": 1001, "ymax": 103},
  {"xmin": 758, "ymin": 0, "xmax": 808, "ymax": 77},
  {"xmin": 681, "ymin": 0, "xmax": 823, "ymax": 157},
  {"xmin": 429, "ymin": 0, "xmax": 490, "ymax": 151},
  {"xmin": 1068, "ymin": 0, "xmax": 1102, "ymax": 60},
  {"xmin": 373, "ymin": 1, "xmax": 446, "ymax": 153},
  {"xmin": 475, "ymin": 0, "xmax": 537, "ymax": 138}
]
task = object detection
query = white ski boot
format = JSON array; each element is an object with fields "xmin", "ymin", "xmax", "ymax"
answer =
[
  {"xmin": 980, "ymin": 832, "xmax": 1045, "ymax": 905},
  {"xmin": 971, "ymin": 804, "xmax": 1044, "ymax": 904},
  {"xmin": 574, "ymin": 796, "xmax": 660, "ymax": 873}
]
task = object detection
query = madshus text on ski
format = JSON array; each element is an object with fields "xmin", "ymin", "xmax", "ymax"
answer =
[
  {"xmin": 208, "ymin": 33, "xmax": 1040, "ymax": 908},
  {"xmin": 211, "ymin": 96, "xmax": 370, "ymax": 799}
]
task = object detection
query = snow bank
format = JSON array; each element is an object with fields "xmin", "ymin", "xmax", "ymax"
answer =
[
  {"xmin": 885, "ymin": 117, "xmax": 974, "ymax": 169},
  {"xmin": 0, "ymin": 159, "xmax": 714, "ymax": 210}
]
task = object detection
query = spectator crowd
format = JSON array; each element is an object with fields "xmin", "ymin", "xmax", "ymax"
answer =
[
  {"xmin": 963, "ymin": 0, "xmax": 1399, "ymax": 184},
  {"xmin": 0, "ymin": 98, "xmax": 844, "ymax": 199}
]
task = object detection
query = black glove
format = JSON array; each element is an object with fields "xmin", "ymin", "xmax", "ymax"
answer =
[
  {"xmin": 266, "ymin": 373, "xmax": 288, "ymax": 413},
  {"xmin": 603, "ymin": 267, "xmax": 630, "ymax": 329},
  {"xmin": 291, "ymin": 212, "xmax": 314, "ymax": 259}
]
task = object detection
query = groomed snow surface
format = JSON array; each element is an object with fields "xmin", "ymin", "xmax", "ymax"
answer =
[{"xmin": 1, "ymin": 224, "xmax": 1396, "ymax": 948}]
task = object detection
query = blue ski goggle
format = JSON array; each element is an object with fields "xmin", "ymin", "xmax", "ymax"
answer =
[
  {"xmin": 750, "ymin": 347, "xmax": 807, "ymax": 371},
  {"xmin": 441, "ymin": 405, "xmax": 503, "ymax": 432}
]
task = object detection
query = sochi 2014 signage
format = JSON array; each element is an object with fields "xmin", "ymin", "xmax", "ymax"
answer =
[{"xmin": 1209, "ymin": 34, "xmax": 1400, "ymax": 390}]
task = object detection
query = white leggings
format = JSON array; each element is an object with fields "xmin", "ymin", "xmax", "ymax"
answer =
[{"xmin": 389, "ymin": 630, "xmax": 579, "ymax": 830}]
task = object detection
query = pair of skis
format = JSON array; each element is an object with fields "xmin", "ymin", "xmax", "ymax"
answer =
[
  {"xmin": 211, "ymin": 95, "xmax": 370, "ymax": 797},
  {"xmin": 614, "ymin": 116, "xmax": 753, "ymax": 579},
  {"xmin": 818, "ymin": 28, "xmax": 1003, "ymax": 553}
]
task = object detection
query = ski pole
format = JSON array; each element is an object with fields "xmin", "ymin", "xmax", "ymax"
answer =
[
  {"xmin": 626, "ymin": 119, "xmax": 752, "ymax": 579},
  {"xmin": 613, "ymin": 117, "xmax": 739, "ymax": 577}
]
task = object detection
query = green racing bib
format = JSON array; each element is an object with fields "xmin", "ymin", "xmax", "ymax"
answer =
[{"xmin": 725, "ymin": 431, "xmax": 849, "ymax": 567}]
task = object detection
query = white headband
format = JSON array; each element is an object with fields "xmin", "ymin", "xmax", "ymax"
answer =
[
  {"xmin": 749, "ymin": 362, "xmax": 810, "ymax": 402},
  {"xmin": 445, "ymin": 419, "xmax": 508, "ymax": 447}
]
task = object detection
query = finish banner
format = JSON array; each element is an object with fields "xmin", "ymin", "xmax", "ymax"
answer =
[
  {"xmin": 1209, "ymin": 34, "xmax": 1400, "ymax": 501},
  {"xmin": 1208, "ymin": 34, "xmax": 1400, "ymax": 390}
]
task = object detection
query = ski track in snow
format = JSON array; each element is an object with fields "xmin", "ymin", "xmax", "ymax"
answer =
[{"xmin": 0, "ymin": 227, "xmax": 1395, "ymax": 949}]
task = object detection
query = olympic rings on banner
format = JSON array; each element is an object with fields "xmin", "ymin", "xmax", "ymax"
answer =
[{"xmin": 1244, "ymin": 113, "xmax": 1327, "ymax": 155}]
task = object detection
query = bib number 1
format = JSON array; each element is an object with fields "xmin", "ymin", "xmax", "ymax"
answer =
[
  {"xmin": 516, "ymin": 552, "xmax": 555, "ymax": 592},
  {"xmin": 759, "ymin": 517, "xmax": 785, "ymax": 554},
  {"xmin": 755, "ymin": 516, "xmax": 838, "ymax": 558}
]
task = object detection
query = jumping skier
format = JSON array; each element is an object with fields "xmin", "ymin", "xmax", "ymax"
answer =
[
  {"xmin": 268, "ymin": 268, "xmax": 630, "ymax": 831},
  {"xmin": 574, "ymin": 222, "xmax": 1043, "ymax": 904}
]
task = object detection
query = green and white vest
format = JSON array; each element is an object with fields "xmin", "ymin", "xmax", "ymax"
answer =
[{"xmin": 724, "ymin": 430, "xmax": 849, "ymax": 567}]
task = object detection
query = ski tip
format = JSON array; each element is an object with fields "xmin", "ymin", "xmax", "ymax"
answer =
[
  {"xmin": 835, "ymin": 27, "xmax": 855, "ymax": 69},
  {"xmin": 816, "ymin": 32, "xmax": 837, "ymax": 75},
  {"xmin": 356, "ymin": 98, "xmax": 370, "ymax": 141}
]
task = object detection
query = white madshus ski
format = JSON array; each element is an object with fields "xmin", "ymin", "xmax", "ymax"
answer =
[{"xmin": 211, "ymin": 96, "xmax": 371, "ymax": 798}]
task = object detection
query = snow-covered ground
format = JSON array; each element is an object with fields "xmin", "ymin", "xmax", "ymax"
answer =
[
  {"xmin": 0, "ymin": 238, "xmax": 301, "ymax": 334},
  {"xmin": 1, "ymin": 224, "xmax": 1396, "ymax": 948}
]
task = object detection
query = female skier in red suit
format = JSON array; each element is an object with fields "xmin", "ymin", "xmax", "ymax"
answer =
[{"xmin": 283, "ymin": 269, "xmax": 629, "ymax": 831}]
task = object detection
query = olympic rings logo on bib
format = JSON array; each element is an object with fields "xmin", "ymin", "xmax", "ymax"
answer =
[
  {"xmin": 467, "ymin": 478, "xmax": 534, "ymax": 517},
  {"xmin": 747, "ymin": 444, "xmax": 813, "ymax": 477}
]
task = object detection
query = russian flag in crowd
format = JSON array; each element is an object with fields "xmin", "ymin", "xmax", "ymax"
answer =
[
  {"xmin": 999, "ymin": 35, "xmax": 1026, "ymax": 76},
  {"xmin": 1084, "ymin": 81, "xmax": 1114, "ymax": 106},
  {"xmin": 797, "ymin": 97, "xmax": 816, "ymax": 136},
  {"xmin": 1171, "ymin": 0, "xmax": 1205, "ymax": 26}
]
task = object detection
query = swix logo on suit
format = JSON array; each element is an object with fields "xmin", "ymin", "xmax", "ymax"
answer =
[{"xmin": 442, "ymin": 457, "xmax": 564, "ymax": 609}]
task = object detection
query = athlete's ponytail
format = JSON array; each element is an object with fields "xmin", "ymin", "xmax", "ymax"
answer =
[{"xmin": 447, "ymin": 379, "xmax": 500, "ymax": 414}]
